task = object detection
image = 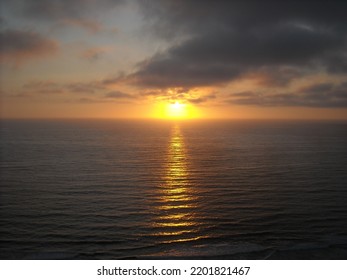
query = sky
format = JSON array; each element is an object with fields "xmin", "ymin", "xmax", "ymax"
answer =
[{"xmin": 1, "ymin": 0, "xmax": 347, "ymax": 119}]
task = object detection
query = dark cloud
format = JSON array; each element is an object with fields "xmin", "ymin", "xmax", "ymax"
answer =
[
  {"xmin": 130, "ymin": 55, "xmax": 241, "ymax": 87},
  {"xmin": 131, "ymin": 0, "xmax": 347, "ymax": 89},
  {"xmin": 140, "ymin": 1, "xmax": 347, "ymax": 38},
  {"xmin": 0, "ymin": 29, "xmax": 58, "ymax": 64},
  {"xmin": 228, "ymin": 82, "xmax": 347, "ymax": 108}
]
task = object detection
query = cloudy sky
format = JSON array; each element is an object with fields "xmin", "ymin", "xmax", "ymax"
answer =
[{"xmin": 1, "ymin": 0, "xmax": 347, "ymax": 119}]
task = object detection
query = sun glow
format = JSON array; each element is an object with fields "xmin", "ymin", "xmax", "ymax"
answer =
[
  {"xmin": 153, "ymin": 101, "xmax": 199, "ymax": 119},
  {"xmin": 167, "ymin": 102, "xmax": 187, "ymax": 118}
]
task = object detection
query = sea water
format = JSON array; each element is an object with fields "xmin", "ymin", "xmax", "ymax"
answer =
[{"xmin": 1, "ymin": 119, "xmax": 347, "ymax": 259}]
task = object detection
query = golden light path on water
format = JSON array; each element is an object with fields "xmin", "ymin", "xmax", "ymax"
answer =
[{"xmin": 152, "ymin": 124, "xmax": 206, "ymax": 247}]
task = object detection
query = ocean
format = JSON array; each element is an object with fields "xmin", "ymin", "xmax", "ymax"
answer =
[{"xmin": 1, "ymin": 119, "xmax": 347, "ymax": 259}]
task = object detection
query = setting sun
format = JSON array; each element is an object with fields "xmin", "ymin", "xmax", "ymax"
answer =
[
  {"xmin": 167, "ymin": 102, "xmax": 187, "ymax": 118},
  {"xmin": 152, "ymin": 101, "xmax": 200, "ymax": 119}
]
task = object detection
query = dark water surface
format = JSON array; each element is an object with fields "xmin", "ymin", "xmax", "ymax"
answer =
[{"xmin": 1, "ymin": 119, "xmax": 347, "ymax": 259}]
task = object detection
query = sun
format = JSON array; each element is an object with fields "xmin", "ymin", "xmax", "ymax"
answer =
[
  {"xmin": 167, "ymin": 101, "xmax": 188, "ymax": 118},
  {"xmin": 152, "ymin": 100, "xmax": 200, "ymax": 119}
]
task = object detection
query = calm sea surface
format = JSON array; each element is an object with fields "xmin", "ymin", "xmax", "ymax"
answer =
[{"xmin": 1, "ymin": 119, "xmax": 347, "ymax": 259}]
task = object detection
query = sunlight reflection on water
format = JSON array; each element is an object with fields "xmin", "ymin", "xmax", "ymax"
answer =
[{"xmin": 152, "ymin": 124, "xmax": 206, "ymax": 246}]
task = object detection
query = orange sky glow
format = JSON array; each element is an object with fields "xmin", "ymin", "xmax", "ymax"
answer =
[{"xmin": 1, "ymin": 1, "xmax": 347, "ymax": 120}]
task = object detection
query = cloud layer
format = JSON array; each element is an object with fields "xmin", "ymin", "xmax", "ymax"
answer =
[
  {"xmin": 2, "ymin": 0, "xmax": 347, "ymax": 113},
  {"xmin": 132, "ymin": 1, "xmax": 347, "ymax": 89},
  {"xmin": 0, "ymin": 29, "xmax": 58, "ymax": 64},
  {"xmin": 228, "ymin": 82, "xmax": 347, "ymax": 108}
]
